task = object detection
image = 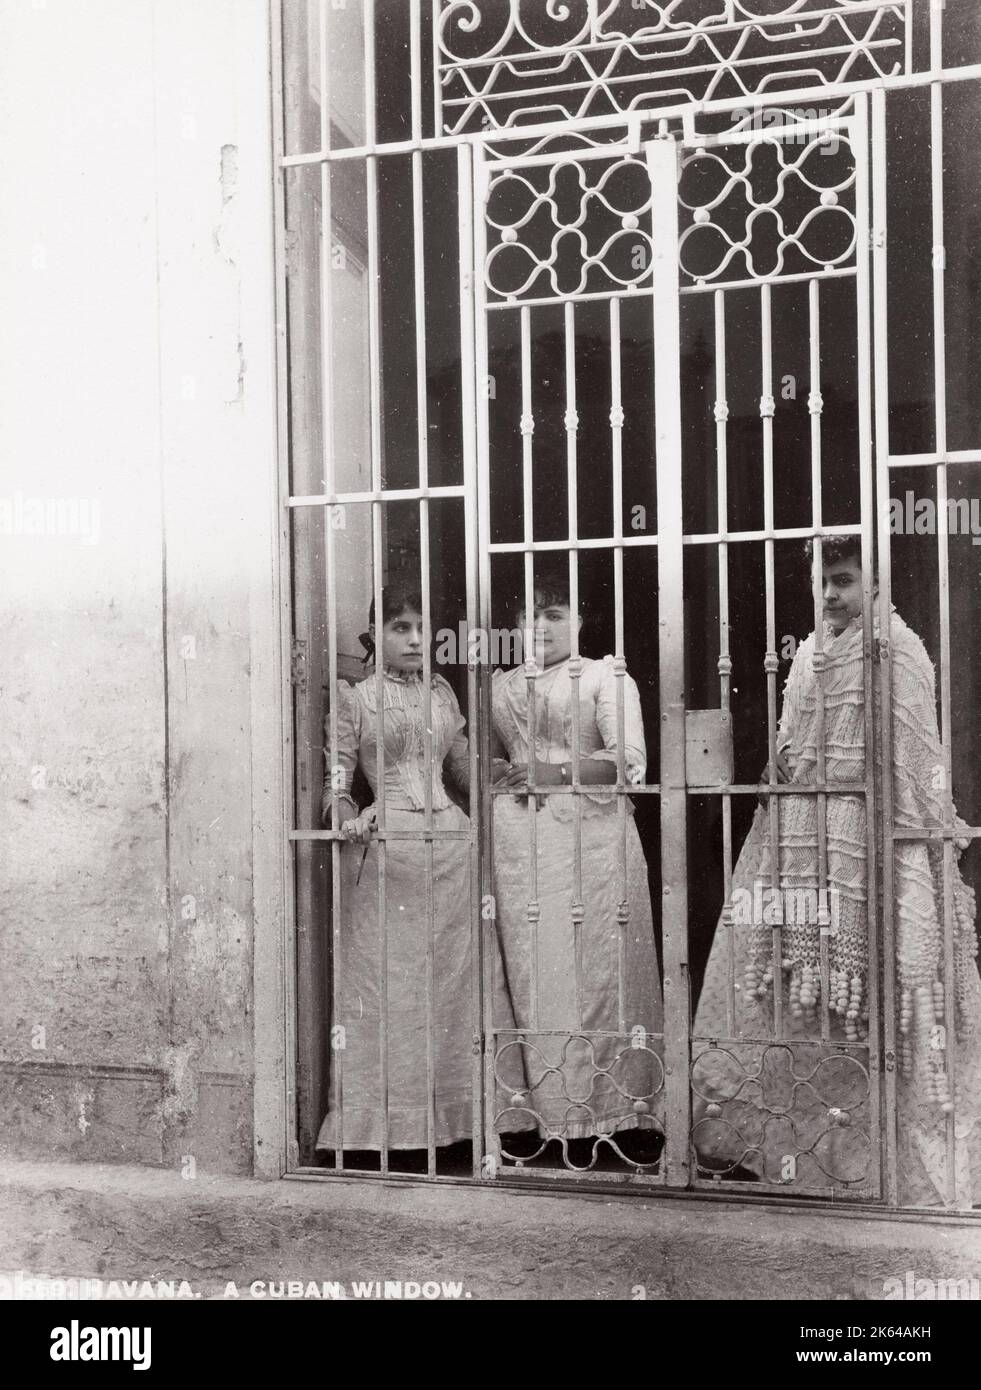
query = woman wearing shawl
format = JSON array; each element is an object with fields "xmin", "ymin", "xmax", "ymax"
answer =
[{"xmin": 694, "ymin": 538, "xmax": 981, "ymax": 1207}]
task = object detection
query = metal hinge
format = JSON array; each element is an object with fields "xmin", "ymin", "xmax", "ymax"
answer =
[
  {"xmin": 874, "ymin": 638, "xmax": 890, "ymax": 663},
  {"xmin": 291, "ymin": 638, "xmax": 308, "ymax": 692}
]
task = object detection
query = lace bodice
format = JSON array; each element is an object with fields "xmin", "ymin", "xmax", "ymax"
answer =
[
  {"xmin": 491, "ymin": 655, "xmax": 646, "ymax": 819},
  {"xmin": 325, "ymin": 670, "xmax": 469, "ymax": 815}
]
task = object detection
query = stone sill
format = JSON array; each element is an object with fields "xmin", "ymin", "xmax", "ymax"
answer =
[{"xmin": 2, "ymin": 1159, "xmax": 980, "ymax": 1300}]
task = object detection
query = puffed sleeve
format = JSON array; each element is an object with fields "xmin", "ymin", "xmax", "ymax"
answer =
[
  {"xmin": 593, "ymin": 655, "xmax": 647, "ymax": 785},
  {"xmin": 435, "ymin": 677, "xmax": 470, "ymax": 792},
  {"xmin": 321, "ymin": 681, "xmax": 362, "ymax": 826}
]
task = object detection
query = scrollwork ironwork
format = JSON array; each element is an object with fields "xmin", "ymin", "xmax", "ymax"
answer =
[
  {"xmin": 484, "ymin": 153, "xmax": 656, "ymax": 300},
  {"xmin": 677, "ymin": 129, "xmax": 859, "ymax": 285},
  {"xmin": 435, "ymin": 0, "xmax": 907, "ymax": 135}
]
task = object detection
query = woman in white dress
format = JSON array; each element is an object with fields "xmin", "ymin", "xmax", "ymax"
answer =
[
  {"xmin": 489, "ymin": 570, "xmax": 664, "ymax": 1166},
  {"xmin": 316, "ymin": 586, "xmax": 476, "ymax": 1153}
]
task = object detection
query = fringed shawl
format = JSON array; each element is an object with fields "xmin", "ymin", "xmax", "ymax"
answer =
[{"xmin": 743, "ymin": 610, "xmax": 978, "ymax": 1113}]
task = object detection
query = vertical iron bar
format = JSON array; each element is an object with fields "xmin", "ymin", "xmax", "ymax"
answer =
[
  {"xmin": 412, "ymin": 127, "xmax": 437, "ymax": 1177},
  {"xmin": 648, "ymin": 135, "xmax": 690, "ymax": 1188},
  {"xmin": 853, "ymin": 95, "xmax": 881, "ymax": 1198},
  {"xmin": 929, "ymin": 62, "xmax": 957, "ymax": 1205},
  {"xmin": 872, "ymin": 85, "xmax": 899, "ymax": 1206},
  {"xmin": 410, "ymin": 0, "xmax": 423, "ymax": 146},
  {"xmin": 370, "ymin": 494, "xmax": 389, "ymax": 1172},
  {"xmin": 319, "ymin": 0, "xmax": 345, "ymax": 1165},
  {"xmin": 610, "ymin": 296, "xmax": 629, "ymax": 1036},
  {"xmin": 472, "ymin": 143, "xmax": 499, "ymax": 1174},
  {"xmin": 809, "ymin": 279, "xmax": 831, "ymax": 1046},
  {"xmin": 364, "ymin": 0, "xmax": 389, "ymax": 1167},
  {"xmin": 565, "ymin": 301, "xmax": 585, "ymax": 1032},
  {"xmin": 760, "ymin": 282, "xmax": 784, "ymax": 1039},
  {"xmin": 520, "ymin": 305, "xmax": 540, "ymax": 1033},
  {"xmin": 432, "ymin": 0, "xmax": 443, "ymax": 138},
  {"xmin": 714, "ymin": 289, "xmax": 735, "ymax": 1038},
  {"xmin": 364, "ymin": 0, "xmax": 377, "ymax": 148},
  {"xmin": 458, "ymin": 143, "xmax": 484, "ymax": 1179},
  {"xmin": 274, "ymin": 0, "xmax": 301, "ymax": 1172}
]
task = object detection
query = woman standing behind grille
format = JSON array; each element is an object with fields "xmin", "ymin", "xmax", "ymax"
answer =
[
  {"xmin": 490, "ymin": 568, "xmax": 663, "ymax": 1166},
  {"xmin": 315, "ymin": 585, "xmax": 477, "ymax": 1154},
  {"xmin": 694, "ymin": 538, "xmax": 981, "ymax": 1206}
]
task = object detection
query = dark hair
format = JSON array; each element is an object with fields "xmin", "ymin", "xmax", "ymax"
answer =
[
  {"xmin": 359, "ymin": 583, "xmax": 424, "ymax": 664},
  {"xmin": 511, "ymin": 562, "xmax": 576, "ymax": 619},
  {"xmin": 367, "ymin": 583, "xmax": 424, "ymax": 628},
  {"xmin": 803, "ymin": 536, "xmax": 873, "ymax": 571}
]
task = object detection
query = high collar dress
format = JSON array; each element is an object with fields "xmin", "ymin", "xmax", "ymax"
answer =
[
  {"xmin": 490, "ymin": 655, "xmax": 664, "ymax": 1150},
  {"xmin": 315, "ymin": 668, "xmax": 480, "ymax": 1151}
]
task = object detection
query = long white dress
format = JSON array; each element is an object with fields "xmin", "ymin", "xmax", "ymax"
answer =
[
  {"xmin": 693, "ymin": 611, "xmax": 981, "ymax": 1206},
  {"xmin": 490, "ymin": 655, "xmax": 664, "ymax": 1144},
  {"xmin": 316, "ymin": 669, "xmax": 476, "ymax": 1151}
]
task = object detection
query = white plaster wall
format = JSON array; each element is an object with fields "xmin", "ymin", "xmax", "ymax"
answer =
[{"xmin": 0, "ymin": 0, "xmax": 280, "ymax": 1172}]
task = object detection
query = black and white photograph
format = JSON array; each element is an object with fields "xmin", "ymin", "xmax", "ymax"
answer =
[{"xmin": 2, "ymin": 0, "xmax": 981, "ymax": 1343}]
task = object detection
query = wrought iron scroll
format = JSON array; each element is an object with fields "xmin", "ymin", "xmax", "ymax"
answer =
[
  {"xmin": 483, "ymin": 151, "xmax": 656, "ymax": 302},
  {"xmin": 692, "ymin": 1042, "xmax": 873, "ymax": 1191},
  {"xmin": 677, "ymin": 124, "xmax": 859, "ymax": 289},
  {"xmin": 435, "ymin": 1, "xmax": 909, "ymax": 135}
]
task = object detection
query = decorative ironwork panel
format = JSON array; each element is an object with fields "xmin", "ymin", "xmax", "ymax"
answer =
[
  {"xmin": 677, "ymin": 121, "xmax": 859, "ymax": 288},
  {"xmin": 435, "ymin": 1, "xmax": 909, "ymax": 135},
  {"xmin": 495, "ymin": 1032, "xmax": 667, "ymax": 1172},
  {"xmin": 692, "ymin": 1041, "xmax": 874, "ymax": 1193},
  {"xmin": 483, "ymin": 122, "xmax": 637, "ymax": 161},
  {"xmin": 483, "ymin": 149, "xmax": 656, "ymax": 302}
]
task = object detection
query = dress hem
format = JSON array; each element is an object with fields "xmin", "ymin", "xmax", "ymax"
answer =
[{"xmin": 315, "ymin": 1101, "xmax": 475, "ymax": 1152}]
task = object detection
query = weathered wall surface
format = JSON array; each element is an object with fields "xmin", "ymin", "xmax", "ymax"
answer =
[{"xmin": 0, "ymin": 0, "xmax": 279, "ymax": 1175}]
